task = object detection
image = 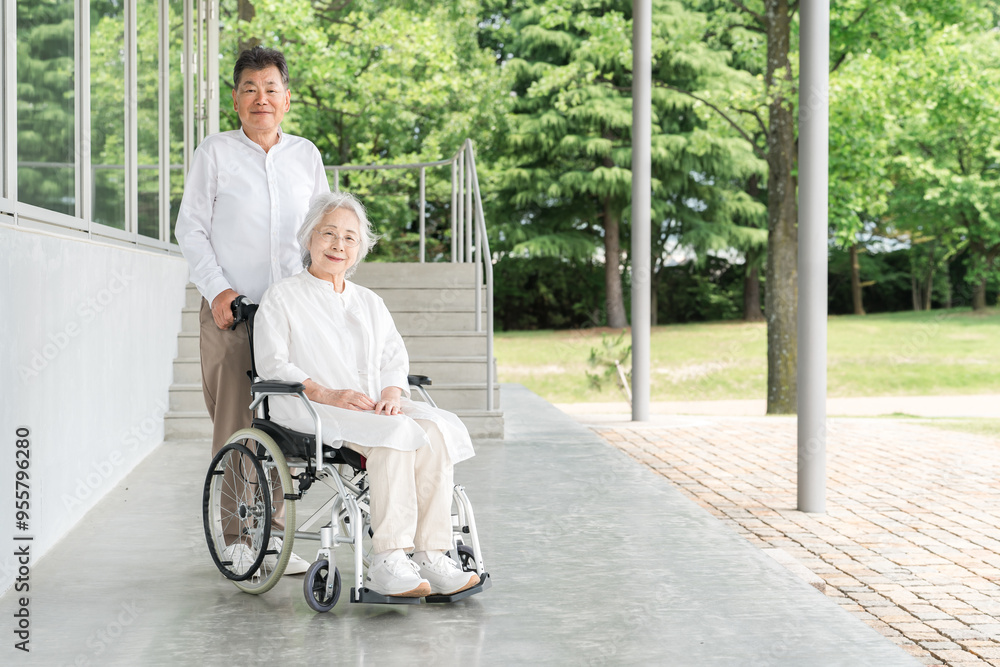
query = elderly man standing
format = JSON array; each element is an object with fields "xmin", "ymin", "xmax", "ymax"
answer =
[{"xmin": 176, "ymin": 46, "xmax": 328, "ymax": 574}]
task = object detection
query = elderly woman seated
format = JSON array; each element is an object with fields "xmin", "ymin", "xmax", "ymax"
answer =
[{"xmin": 253, "ymin": 191, "xmax": 479, "ymax": 598}]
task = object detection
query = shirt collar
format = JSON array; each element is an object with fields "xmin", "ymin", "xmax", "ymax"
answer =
[
  {"xmin": 300, "ymin": 267, "xmax": 353, "ymax": 296},
  {"xmin": 237, "ymin": 125, "xmax": 284, "ymax": 153}
]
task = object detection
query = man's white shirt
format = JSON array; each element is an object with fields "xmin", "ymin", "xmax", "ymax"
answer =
[{"xmin": 175, "ymin": 127, "xmax": 329, "ymax": 305}]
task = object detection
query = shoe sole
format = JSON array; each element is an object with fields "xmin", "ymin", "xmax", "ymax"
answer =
[
  {"xmin": 433, "ymin": 574, "xmax": 480, "ymax": 596},
  {"xmin": 367, "ymin": 581, "xmax": 432, "ymax": 597}
]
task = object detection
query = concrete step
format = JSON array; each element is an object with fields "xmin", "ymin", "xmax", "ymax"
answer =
[
  {"xmin": 453, "ymin": 410, "xmax": 504, "ymax": 440},
  {"xmin": 375, "ymin": 288, "xmax": 484, "ymax": 313},
  {"xmin": 182, "ymin": 308, "xmax": 200, "ymax": 332},
  {"xmin": 184, "ymin": 295, "xmax": 483, "ymax": 333},
  {"xmin": 352, "ymin": 262, "xmax": 477, "ymax": 289},
  {"xmin": 402, "ymin": 332, "xmax": 486, "ymax": 357},
  {"xmin": 415, "ymin": 383, "xmax": 500, "ymax": 410},
  {"xmin": 172, "ymin": 338, "xmax": 491, "ymax": 383},
  {"xmin": 170, "ymin": 378, "xmax": 498, "ymax": 414},
  {"xmin": 178, "ymin": 332, "xmax": 200, "ymax": 358},
  {"xmin": 408, "ymin": 357, "xmax": 492, "ymax": 384},
  {"xmin": 185, "ymin": 284, "xmax": 203, "ymax": 310},
  {"xmin": 172, "ymin": 358, "xmax": 202, "ymax": 384},
  {"xmin": 164, "ymin": 411, "xmax": 213, "ymax": 440},
  {"xmin": 392, "ymin": 311, "xmax": 484, "ymax": 334},
  {"xmin": 164, "ymin": 408, "xmax": 503, "ymax": 441},
  {"xmin": 169, "ymin": 383, "xmax": 206, "ymax": 412}
]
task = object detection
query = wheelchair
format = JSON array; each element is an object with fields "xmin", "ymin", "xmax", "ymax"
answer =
[{"xmin": 202, "ymin": 296, "xmax": 491, "ymax": 612}]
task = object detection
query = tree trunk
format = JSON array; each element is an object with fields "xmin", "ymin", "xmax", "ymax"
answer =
[
  {"xmin": 944, "ymin": 264, "xmax": 953, "ymax": 309},
  {"xmin": 237, "ymin": 1, "xmax": 259, "ymax": 54},
  {"xmin": 743, "ymin": 176, "xmax": 764, "ymax": 322},
  {"xmin": 602, "ymin": 196, "xmax": 627, "ymax": 328},
  {"xmin": 743, "ymin": 258, "xmax": 763, "ymax": 321},
  {"xmin": 764, "ymin": 0, "xmax": 797, "ymax": 414},
  {"xmin": 911, "ymin": 275, "xmax": 921, "ymax": 311},
  {"xmin": 849, "ymin": 243, "xmax": 865, "ymax": 316},
  {"xmin": 973, "ymin": 276, "xmax": 987, "ymax": 310},
  {"xmin": 923, "ymin": 266, "xmax": 935, "ymax": 311}
]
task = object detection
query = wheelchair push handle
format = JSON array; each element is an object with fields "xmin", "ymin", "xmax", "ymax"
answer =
[{"xmin": 230, "ymin": 295, "xmax": 257, "ymax": 330}]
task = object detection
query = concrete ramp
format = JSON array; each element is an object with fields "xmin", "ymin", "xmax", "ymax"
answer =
[{"xmin": 0, "ymin": 385, "xmax": 916, "ymax": 666}]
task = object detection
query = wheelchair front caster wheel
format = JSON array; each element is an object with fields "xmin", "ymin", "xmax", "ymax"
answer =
[
  {"xmin": 456, "ymin": 544, "xmax": 477, "ymax": 572},
  {"xmin": 304, "ymin": 559, "xmax": 341, "ymax": 612}
]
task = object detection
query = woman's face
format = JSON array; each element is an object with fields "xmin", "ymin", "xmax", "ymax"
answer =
[{"xmin": 308, "ymin": 208, "xmax": 362, "ymax": 285}]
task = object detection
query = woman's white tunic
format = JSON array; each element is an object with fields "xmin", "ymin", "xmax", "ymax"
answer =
[{"xmin": 253, "ymin": 270, "xmax": 475, "ymax": 463}]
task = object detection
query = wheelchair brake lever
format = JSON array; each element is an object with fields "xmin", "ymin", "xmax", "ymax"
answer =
[{"xmin": 229, "ymin": 295, "xmax": 254, "ymax": 330}]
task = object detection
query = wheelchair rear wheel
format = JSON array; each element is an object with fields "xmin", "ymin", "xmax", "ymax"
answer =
[{"xmin": 203, "ymin": 428, "xmax": 296, "ymax": 595}]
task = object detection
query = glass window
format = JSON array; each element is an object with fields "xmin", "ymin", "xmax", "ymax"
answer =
[
  {"xmin": 17, "ymin": 0, "xmax": 76, "ymax": 216},
  {"xmin": 90, "ymin": 0, "xmax": 126, "ymax": 229},
  {"xmin": 168, "ymin": 0, "xmax": 185, "ymax": 244},
  {"xmin": 137, "ymin": 0, "xmax": 160, "ymax": 239}
]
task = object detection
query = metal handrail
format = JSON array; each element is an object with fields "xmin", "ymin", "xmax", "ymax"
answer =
[
  {"xmin": 464, "ymin": 141, "xmax": 495, "ymax": 411},
  {"xmin": 325, "ymin": 140, "xmax": 496, "ymax": 412}
]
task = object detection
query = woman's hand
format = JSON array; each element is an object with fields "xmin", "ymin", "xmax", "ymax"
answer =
[
  {"xmin": 304, "ymin": 379, "xmax": 375, "ymax": 411},
  {"xmin": 374, "ymin": 387, "xmax": 403, "ymax": 416}
]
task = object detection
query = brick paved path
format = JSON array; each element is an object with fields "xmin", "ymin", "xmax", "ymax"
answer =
[{"xmin": 593, "ymin": 417, "xmax": 1000, "ymax": 666}]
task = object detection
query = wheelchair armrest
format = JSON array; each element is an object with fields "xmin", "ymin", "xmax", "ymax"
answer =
[
  {"xmin": 251, "ymin": 381, "xmax": 305, "ymax": 395},
  {"xmin": 407, "ymin": 374, "xmax": 432, "ymax": 387}
]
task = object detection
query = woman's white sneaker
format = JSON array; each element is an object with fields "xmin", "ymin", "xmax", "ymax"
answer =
[
  {"xmin": 221, "ymin": 543, "xmax": 255, "ymax": 576},
  {"xmin": 263, "ymin": 537, "xmax": 310, "ymax": 575},
  {"xmin": 414, "ymin": 550, "xmax": 480, "ymax": 595},
  {"xmin": 365, "ymin": 550, "xmax": 431, "ymax": 597}
]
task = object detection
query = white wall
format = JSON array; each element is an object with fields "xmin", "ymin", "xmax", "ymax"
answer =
[{"xmin": 0, "ymin": 223, "xmax": 188, "ymax": 595}]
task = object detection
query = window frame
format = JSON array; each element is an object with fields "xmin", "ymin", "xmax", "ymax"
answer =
[{"xmin": 8, "ymin": 0, "xmax": 191, "ymax": 253}]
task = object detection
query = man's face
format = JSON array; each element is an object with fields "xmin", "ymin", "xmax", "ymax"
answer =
[{"xmin": 232, "ymin": 65, "xmax": 290, "ymax": 136}]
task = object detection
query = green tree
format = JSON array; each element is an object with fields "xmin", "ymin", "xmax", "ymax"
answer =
[
  {"xmin": 217, "ymin": 0, "xmax": 510, "ymax": 260},
  {"xmin": 687, "ymin": 0, "xmax": 985, "ymax": 412},
  {"xmin": 827, "ymin": 53, "xmax": 899, "ymax": 315},
  {"xmin": 16, "ymin": 0, "xmax": 76, "ymax": 216},
  {"xmin": 889, "ymin": 27, "xmax": 1000, "ymax": 310},
  {"xmin": 494, "ymin": 0, "xmax": 765, "ymax": 328}
]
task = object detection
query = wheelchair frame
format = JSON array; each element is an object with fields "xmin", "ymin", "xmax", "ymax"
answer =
[{"xmin": 202, "ymin": 297, "xmax": 491, "ymax": 612}]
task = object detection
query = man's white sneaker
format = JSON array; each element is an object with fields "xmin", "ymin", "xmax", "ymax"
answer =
[
  {"xmin": 414, "ymin": 550, "xmax": 480, "ymax": 595},
  {"xmin": 221, "ymin": 543, "xmax": 256, "ymax": 576},
  {"xmin": 263, "ymin": 537, "xmax": 310, "ymax": 575},
  {"xmin": 365, "ymin": 550, "xmax": 431, "ymax": 597}
]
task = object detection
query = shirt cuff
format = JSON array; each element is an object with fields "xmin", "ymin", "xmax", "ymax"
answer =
[
  {"xmin": 283, "ymin": 368, "xmax": 310, "ymax": 384},
  {"xmin": 381, "ymin": 373, "xmax": 411, "ymax": 399},
  {"xmin": 204, "ymin": 278, "xmax": 234, "ymax": 308}
]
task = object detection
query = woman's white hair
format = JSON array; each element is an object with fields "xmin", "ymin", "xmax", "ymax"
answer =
[{"xmin": 297, "ymin": 191, "xmax": 378, "ymax": 277}]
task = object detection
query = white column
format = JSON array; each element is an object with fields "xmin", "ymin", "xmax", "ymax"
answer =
[
  {"xmin": 631, "ymin": 0, "xmax": 651, "ymax": 421},
  {"xmin": 450, "ymin": 159, "xmax": 457, "ymax": 262},
  {"xmin": 195, "ymin": 0, "xmax": 205, "ymax": 144},
  {"xmin": 418, "ymin": 166, "xmax": 426, "ymax": 262},
  {"xmin": 183, "ymin": 0, "xmax": 193, "ymax": 171},
  {"xmin": 158, "ymin": 0, "xmax": 170, "ymax": 243},
  {"xmin": 207, "ymin": 0, "xmax": 219, "ymax": 136},
  {"xmin": 125, "ymin": 0, "xmax": 138, "ymax": 236},
  {"xmin": 797, "ymin": 0, "xmax": 829, "ymax": 513},
  {"xmin": 2, "ymin": 0, "xmax": 15, "ymax": 203},
  {"xmin": 76, "ymin": 0, "xmax": 91, "ymax": 225}
]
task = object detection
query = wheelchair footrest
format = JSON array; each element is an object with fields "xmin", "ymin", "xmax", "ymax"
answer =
[
  {"xmin": 425, "ymin": 572, "xmax": 491, "ymax": 604},
  {"xmin": 351, "ymin": 587, "xmax": 423, "ymax": 605}
]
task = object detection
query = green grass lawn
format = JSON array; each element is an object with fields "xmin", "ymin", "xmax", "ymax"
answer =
[{"xmin": 495, "ymin": 307, "xmax": 1000, "ymax": 404}]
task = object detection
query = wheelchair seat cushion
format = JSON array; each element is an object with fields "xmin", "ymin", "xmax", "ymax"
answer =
[{"xmin": 250, "ymin": 419, "xmax": 366, "ymax": 470}]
